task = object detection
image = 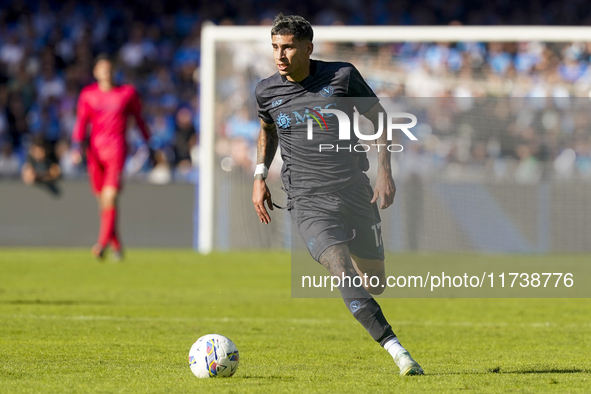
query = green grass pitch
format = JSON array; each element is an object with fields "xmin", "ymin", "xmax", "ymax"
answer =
[{"xmin": 1, "ymin": 249, "xmax": 590, "ymax": 393}]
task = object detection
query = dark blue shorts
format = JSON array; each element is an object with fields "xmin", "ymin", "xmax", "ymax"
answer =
[{"xmin": 291, "ymin": 175, "xmax": 385, "ymax": 262}]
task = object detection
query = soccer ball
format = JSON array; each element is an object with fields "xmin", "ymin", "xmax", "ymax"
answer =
[{"xmin": 188, "ymin": 334, "xmax": 239, "ymax": 378}]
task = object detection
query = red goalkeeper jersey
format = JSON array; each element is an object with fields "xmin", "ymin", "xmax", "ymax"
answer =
[{"xmin": 72, "ymin": 83, "xmax": 149, "ymax": 157}]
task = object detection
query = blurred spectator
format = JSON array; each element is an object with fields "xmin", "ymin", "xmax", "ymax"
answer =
[
  {"xmin": 487, "ymin": 43, "xmax": 512, "ymax": 76},
  {"xmin": 574, "ymin": 135, "xmax": 591, "ymax": 177},
  {"xmin": 0, "ymin": 141, "xmax": 20, "ymax": 178},
  {"xmin": 148, "ymin": 149, "xmax": 172, "ymax": 184},
  {"xmin": 8, "ymin": 67, "xmax": 36, "ymax": 110},
  {"xmin": 558, "ymin": 52, "xmax": 587, "ymax": 83},
  {"xmin": 225, "ymin": 108, "xmax": 260, "ymax": 143},
  {"xmin": 514, "ymin": 42, "xmax": 542, "ymax": 75},
  {"xmin": 4, "ymin": 93, "xmax": 28, "ymax": 149},
  {"xmin": 514, "ymin": 142, "xmax": 542, "ymax": 184},
  {"xmin": 147, "ymin": 66, "xmax": 176, "ymax": 96},
  {"xmin": 173, "ymin": 107, "xmax": 197, "ymax": 176},
  {"xmin": 36, "ymin": 65, "xmax": 65, "ymax": 104},
  {"xmin": 0, "ymin": 34, "xmax": 25, "ymax": 74},
  {"xmin": 54, "ymin": 139, "xmax": 80, "ymax": 178},
  {"xmin": 29, "ymin": 101, "xmax": 61, "ymax": 149},
  {"xmin": 21, "ymin": 137, "xmax": 61, "ymax": 195},
  {"xmin": 119, "ymin": 23, "xmax": 156, "ymax": 71}
]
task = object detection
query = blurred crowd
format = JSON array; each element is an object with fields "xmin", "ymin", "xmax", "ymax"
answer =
[
  {"xmin": 386, "ymin": 97, "xmax": 591, "ymax": 183},
  {"xmin": 218, "ymin": 36, "xmax": 591, "ymax": 183},
  {"xmin": 0, "ymin": 0, "xmax": 201, "ymax": 183},
  {"xmin": 2, "ymin": 0, "xmax": 591, "ymax": 185},
  {"xmin": 323, "ymin": 40, "xmax": 591, "ymax": 183}
]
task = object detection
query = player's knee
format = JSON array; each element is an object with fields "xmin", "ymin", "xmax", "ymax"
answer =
[
  {"xmin": 100, "ymin": 188, "xmax": 118, "ymax": 208},
  {"xmin": 351, "ymin": 257, "xmax": 385, "ymax": 295},
  {"xmin": 100, "ymin": 197, "xmax": 115, "ymax": 209}
]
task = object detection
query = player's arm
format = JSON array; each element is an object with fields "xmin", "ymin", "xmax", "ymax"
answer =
[
  {"xmin": 347, "ymin": 64, "xmax": 395, "ymax": 208},
  {"xmin": 252, "ymin": 119, "xmax": 278, "ymax": 224},
  {"xmin": 71, "ymin": 91, "xmax": 90, "ymax": 164},
  {"xmin": 47, "ymin": 163, "xmax": 61, "ymax": 181},
  {"xmin": 364, "ymin": 102, "xmax": 395, "ymax": 209},
  {"xmin": 21, "ymin": 162, "xmax": 35, "ymax": 185},
  {"xmin": 129, "ymin": 89, "xmax": 151, "ymax": 142}
]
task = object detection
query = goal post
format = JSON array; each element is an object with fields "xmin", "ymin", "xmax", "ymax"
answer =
[{"xmin": 198, "ymin": 24, "xmax": 591, "ymax": 254}]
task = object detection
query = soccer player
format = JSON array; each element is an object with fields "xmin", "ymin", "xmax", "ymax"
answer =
[
  {"xmin": 72, "ymin": 54, "xmax": 151, "ymax": 261},
  {"xmin": 252, "ymin": 14, "xmax": 424, "ymax": 376}
]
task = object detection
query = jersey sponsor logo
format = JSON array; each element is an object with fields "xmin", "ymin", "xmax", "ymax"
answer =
[
  {"xmin": 293, "ymin": 103, "xmax": 337, "ymax": 125},
  {"xmin": 350, "ymin": 300, "xmax": 361, "ymax": 313},
  {"xmin": 304, "ymin": 107, "xmax": 328, "ymax": 131},
  {"xmin": 276, "ymin": 112, "xmax": 292, "ymax": 129},
  {"xmin": 272, "ymin": 99, "xmax": 283, "ymax": 107},
  {"xmin": 307, "ymin": 237, "xmax": 316, "ymax": 250},
  {"xmin": 320, "ymin": 85, "xmax": 334, "ymax": 97}
]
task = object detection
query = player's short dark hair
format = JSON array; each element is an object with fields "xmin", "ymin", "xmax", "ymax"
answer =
[
  {"xmin": 271, "ymin": 14, "xmax": 313, "ymax": 42},
  {"xmin": 93, "ymin": 53, "xmax": 113, "ymax": 68}
]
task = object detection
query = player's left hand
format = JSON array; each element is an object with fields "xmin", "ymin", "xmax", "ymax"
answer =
[
  {"xmin": 371, "ymin": 170, "xmax": 396, "ymax": 209},
  {"xmin": 71, "ymin": 148, "xmax": 83, "ymax": 166}
]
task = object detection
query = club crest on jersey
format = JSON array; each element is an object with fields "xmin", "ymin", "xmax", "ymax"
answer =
[
  {"xmin": 276, "ymin": 112, "xmax": 291, "ymax": 129},
  {"xmin": 320, "ymin": 85, "xmax": 334, "ymax": 97},
  {"xmin": 272, "ymin": 99, "xmax": 283, "ymax": 107},
  {"xmin": 350, "ymin": 300, "xmax": 361, "ymax": 313}
]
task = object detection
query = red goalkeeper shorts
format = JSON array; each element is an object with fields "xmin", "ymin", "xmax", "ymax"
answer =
[{"xmin": 87, "ymin": 148, "xmax": 125, "ymax": 195}]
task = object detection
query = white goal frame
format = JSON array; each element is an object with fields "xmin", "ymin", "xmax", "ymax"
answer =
[{"xmin": 198, "ymin": 23, "xmax": 591, "ymax": 254}]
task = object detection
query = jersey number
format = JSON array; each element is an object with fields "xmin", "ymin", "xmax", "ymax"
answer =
[{"xmin": 371, "ymin": 223, "xmax": 383, "ymax": 248}]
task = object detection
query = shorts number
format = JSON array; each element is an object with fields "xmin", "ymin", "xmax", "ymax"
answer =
[{"xmin": 371, "ymin": 223, "xmax": 383, "ymax": 248}]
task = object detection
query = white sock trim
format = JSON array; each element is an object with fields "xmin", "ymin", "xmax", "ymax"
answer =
[{"xmin": 383, "ymin": 337, "xmax": 406, "ymax": 359}]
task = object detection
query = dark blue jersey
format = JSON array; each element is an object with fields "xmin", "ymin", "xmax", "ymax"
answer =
[{"xmin": 255, "ymin": 59, "xmax": 378, "ymax": 196}]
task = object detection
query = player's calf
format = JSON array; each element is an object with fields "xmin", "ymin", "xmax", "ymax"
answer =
[
  {"xmin": 319, "ymin": 244, "xmax": 395, "ymax": 342},
  {"xmin": 319, "ymin": 244, "xmax": 424, "ymax": 376}
]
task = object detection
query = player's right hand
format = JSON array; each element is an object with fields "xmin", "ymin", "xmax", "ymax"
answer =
[
  {"xmin": 71, "ymin": 148, "xmax": 83, "ymax": 165},
  {"xmin": 253, "ymin": 179, "xmax": 273, "ymax": 224}
]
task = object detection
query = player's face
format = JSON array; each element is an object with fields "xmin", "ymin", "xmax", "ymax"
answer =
[
  {"xmin": 271, "ymin": 35, "xmax": 313, "ymax": 82},
  {"xmin": 31, "ymin": 145, "xmax": 46, "ymax": 161},
  {"xmin": 93, "ymin": 60, "xmax": 114, "ymax": 84}
]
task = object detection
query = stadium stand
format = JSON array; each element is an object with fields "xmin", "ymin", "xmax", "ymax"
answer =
[{"xmin": 1, "ymin": 0, "xmax": 591, "ymax": 184}]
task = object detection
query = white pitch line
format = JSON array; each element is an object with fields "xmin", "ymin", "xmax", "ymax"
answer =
[{"xmin": 3, "ymin": 314, "xmax": 590, "ymax": 328}]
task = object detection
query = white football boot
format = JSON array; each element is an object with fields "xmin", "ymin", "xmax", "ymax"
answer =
[{"xmin": 394, "ymin": 349, "xmax": 424, "ymax": 376}]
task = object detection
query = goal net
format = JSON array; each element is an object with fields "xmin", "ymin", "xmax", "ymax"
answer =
[{"xmin": 198, "ymin": 24, "xmax": 591, "ymax": 255}]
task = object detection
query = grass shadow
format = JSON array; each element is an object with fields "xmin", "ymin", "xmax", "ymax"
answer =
[
  {"xmin": 432, "ymin": 368, "xmax": 587, "ymax": 376},
  {"xmin": 506, "ymin": 369, "xmax": 587, "ymax": 375}
]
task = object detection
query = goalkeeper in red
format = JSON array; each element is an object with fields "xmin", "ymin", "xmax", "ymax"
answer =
[
  {"xmin": 253, "ymin": 14, "xmax": 423, "ymax": 376},
  {"xmin": 72, "ymin": 55, "xmax": 150, "ymax": 260}
]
